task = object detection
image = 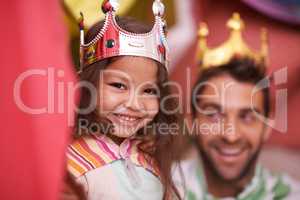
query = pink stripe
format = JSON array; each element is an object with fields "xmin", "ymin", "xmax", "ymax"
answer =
[
  {"xmin": 67, "ymin": 147, "xmax": 92, "ymax": 170},
  {"xmin": 93, "ymin": 135, "xmax": 119, "ymax": 155},
  {"xmin": 77, "ymin": 138, "xmax": 106, "ymax": 165},
  {"xmin": 95, "ymin": 138, "xmax": 119, "ymax": 160},
  {"xmin": 126, "ymin": 141, "xmax": 133, "ymax": 156}
]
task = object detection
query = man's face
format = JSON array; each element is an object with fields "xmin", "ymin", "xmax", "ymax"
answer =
[{"xmin": 194, "ymin": 74, "xmax": 269, "ymax": 181}]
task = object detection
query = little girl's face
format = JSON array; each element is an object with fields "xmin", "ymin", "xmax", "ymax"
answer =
[{"xmin": 98, "ymin": 56, "xmax": 160, "ymax": 139}]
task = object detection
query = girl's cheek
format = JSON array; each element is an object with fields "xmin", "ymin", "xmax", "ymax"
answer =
[
  {"xmin": 98, "ymin": 87, "xmax": 125, "ymax": 111},
  {"xmin": 145, "ymin": 99, "xmax": 159, "ymax": 117}
]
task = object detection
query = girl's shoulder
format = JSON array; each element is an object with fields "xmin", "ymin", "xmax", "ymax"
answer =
[
  {"xmin": 66, "ymin": 135, "xmax": 116, "ymax": 178},
  {"xmin": 66, "ymin": 135, "xmax": 160, "ymax": 179}
]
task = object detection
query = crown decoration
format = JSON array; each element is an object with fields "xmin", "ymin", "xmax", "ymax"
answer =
[
  {"xmin": 196, "ymin": 12, "xmax": 268, "ymax": 71},
  {"xmin": 78, "ymin": 0, "xmax": 169, "ymax": 73}
]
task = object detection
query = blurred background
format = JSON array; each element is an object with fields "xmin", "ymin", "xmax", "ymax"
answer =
[{"xmin": 1, "ymin": 0, "xmax": 300, "ymax": 199}]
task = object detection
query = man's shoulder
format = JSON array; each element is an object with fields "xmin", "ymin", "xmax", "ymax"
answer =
[
  {"xmin": 172, "ymin": 149, "xmax": 204, "ymax": 199},
  {"xmin": 263, "ymin": 167, "xmax": 300, "ymax": 199},
  {"xmin": 172, "ymin": 147, "xmax": 201, "ymax": 182},
  {"xmin": 280, "ymin": 172, "xmax": 300, "ymax": 193}
]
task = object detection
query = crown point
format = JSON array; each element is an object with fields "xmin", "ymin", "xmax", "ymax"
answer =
[
  {"xmin": 102, "ymin": 0, "xmax": 119, "ymax": 13},
  {"xmin": 102, "ymin": 0, "xmax": 112, "ymax": 13},
  {"xmin": 79, "ymin": 12, "xmax": 84, "ymax": 30},
  {"xmin": 198, "ymin": 22, "xmax": 209, "ymax": 38},
  {"xmin": 227, "ymin": 12, "xmax": 244, "ymax": 31},
  {"xmin": 233, "ymin": 12, "xmax": 240, "ymax": 19},
  {"xmin": 153, "ymin": 0, "xmax": 165, "ymax": 17},
  {"xmin": 110, "ymin": 0, "xmax": 120, "ymax": 11},
  {"xmin": 261, "ymin": 28, "xmax": 268, "ymax": 42},
  {"xmin": 260, "ymin": 27, "xmax": 268, "ymax": 62}
]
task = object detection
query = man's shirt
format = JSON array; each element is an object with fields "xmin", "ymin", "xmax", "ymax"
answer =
[{"xmin": 173, "ymin": 151, "xmax": 300, "ymax": 200}]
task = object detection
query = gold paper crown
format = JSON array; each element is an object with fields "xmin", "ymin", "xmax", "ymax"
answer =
[{"xmin": 196, "ymin": 12, "xmax": 268, "ymax": 70}]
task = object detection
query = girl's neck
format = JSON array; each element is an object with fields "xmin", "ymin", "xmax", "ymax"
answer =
[{"xmin": 107, "ymin": 133, "xmax": 126, "ymax": 145}]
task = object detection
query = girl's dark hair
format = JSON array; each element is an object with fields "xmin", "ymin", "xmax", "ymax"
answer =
[
  {"xmin": 191, "ymin": 58, "xmax": 270, "ymax": 118},
  {"xmin": 76, "ymin": 17, "xmax": 182, "ymax": 199}
]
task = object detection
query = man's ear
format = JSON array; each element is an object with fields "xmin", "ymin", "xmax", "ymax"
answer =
[
  {"xmin": 184, "ymin": 114, "xmax": 193, "ymax": 134},
  {"xmin": 263, "ymin": 119, "xmax": 273, "ymax": 142},
  {"xmin": 262, "ymin": 102, "xmax": 276, "ymax": 142}
]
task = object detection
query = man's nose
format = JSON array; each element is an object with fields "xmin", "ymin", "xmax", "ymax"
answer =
[{"xmin": 222, "ymin": 116, "xmax": 242, "ymax": 143}]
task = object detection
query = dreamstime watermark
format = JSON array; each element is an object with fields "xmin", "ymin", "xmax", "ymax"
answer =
[{"xmin": 13, "ymin": 66, "xmax": 288, "ymax": 133}]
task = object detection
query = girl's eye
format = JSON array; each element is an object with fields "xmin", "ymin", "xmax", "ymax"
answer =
[
  {"xmin": 144, "ymin": 88, "xmax": 158, "ymax": 96},
  {"xmin": 108, "ymin": 82, "xmax": 127, "ymax": 90}
]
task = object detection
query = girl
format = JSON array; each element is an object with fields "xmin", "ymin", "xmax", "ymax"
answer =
[{"xmin": 67, "ymin": 0, "xmax": 181, "ymax": 199}]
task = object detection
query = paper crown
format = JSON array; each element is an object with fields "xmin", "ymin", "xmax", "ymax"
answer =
[
  {"xmin": 196, "ymin": 12, "xmax": 268, "ymax": 71},
  {"xmin": 78, "ymin": 0, "xmax": 169, "ymax": 73}
]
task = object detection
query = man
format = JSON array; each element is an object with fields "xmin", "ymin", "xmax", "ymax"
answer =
[{"xmin": 174, "ymin": 13, "xmax": 300, "ymax": 200}]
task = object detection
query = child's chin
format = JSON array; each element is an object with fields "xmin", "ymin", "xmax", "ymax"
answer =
[{"xmin": 111, "ymin": 127, "xmax": 137, "ymax": 138}]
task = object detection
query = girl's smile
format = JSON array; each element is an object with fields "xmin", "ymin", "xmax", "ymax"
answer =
[{"xmin": 113, "ymin": 113, "xmax": 142, "ymax": 123}]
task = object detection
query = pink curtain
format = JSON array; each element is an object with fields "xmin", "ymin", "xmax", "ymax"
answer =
[{"xmin": 0, "ymin": 1, "xmax": 76, "ymax": 199}]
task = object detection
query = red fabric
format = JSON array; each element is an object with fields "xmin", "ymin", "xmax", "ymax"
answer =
[{"xmin": 1, "ymin": 1, "xmax": 75, "ymax": 199}]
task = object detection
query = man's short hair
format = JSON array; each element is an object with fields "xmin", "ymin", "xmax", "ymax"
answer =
[{"xmin": 191, "ymin": 58, "xmax": 270, "ymax": 117}]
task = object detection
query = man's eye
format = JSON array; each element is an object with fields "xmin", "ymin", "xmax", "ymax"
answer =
[
  {"xmin": 205, "ymin": 111, "xmax": 223, "ymax": 122},
  {"xmin": 144, "ymin": 88, "xmax": 158, "ymax": 95},
  {"xmin": 240, "ymin": 112, "xmax": 256, "ymax": 123},
  {"xmin": 108, "ymin": 82, "xmax": 127, "ymax": 90}
]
